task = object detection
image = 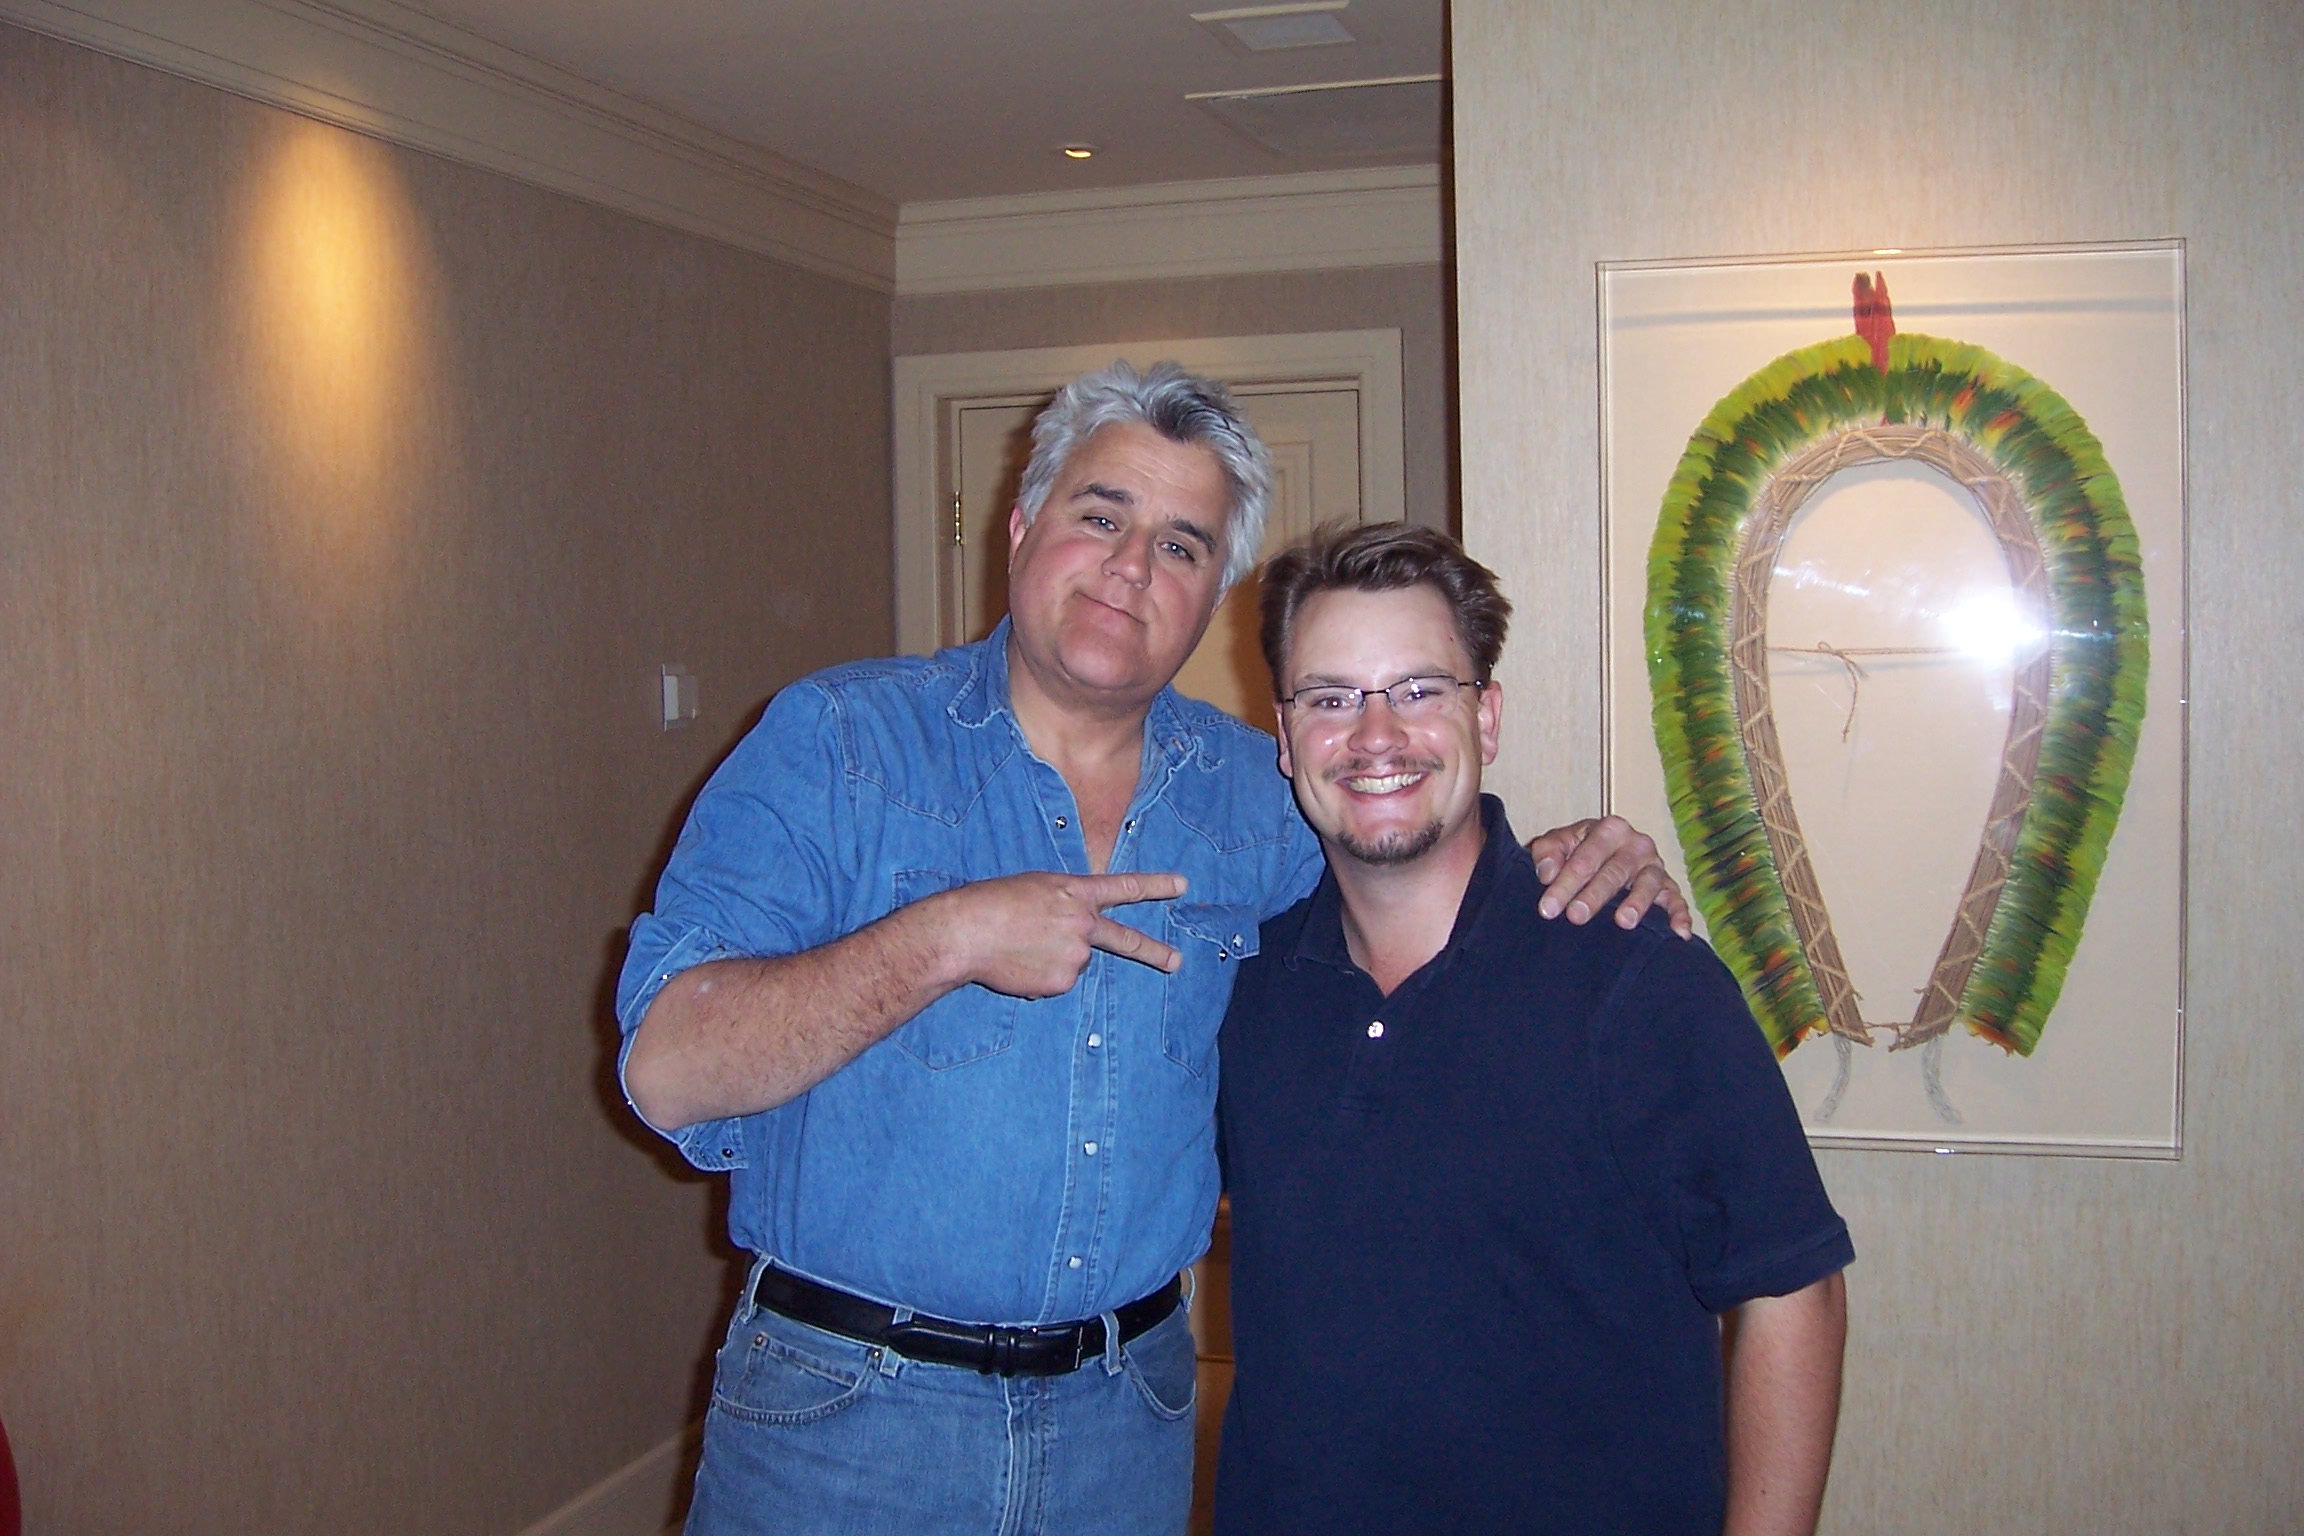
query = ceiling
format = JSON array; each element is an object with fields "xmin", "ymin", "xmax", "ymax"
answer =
[{"xmin": 397, "ymin": 0, "xmax": 1447, "ymax": 204}]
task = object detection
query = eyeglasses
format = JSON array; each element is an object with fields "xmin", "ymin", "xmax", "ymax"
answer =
[{"xmin": 1280, "ymin": 674, "xmax": 1486, "ymax": 720}]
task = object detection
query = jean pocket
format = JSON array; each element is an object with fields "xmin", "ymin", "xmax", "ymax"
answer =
[
  {"xmin": 888, "ymin": 868, "xmax": 1019, "ymax": 1069},
  {"xmin": 1120, "ymin": 1308, "xmax": 1198, "ymax": 1422},
  {"xmin": 1160, "ymin": 902, "xmax": 1261, "ymax": 1078},
  {"xmin": 711, "ymin": 1309, "xmax": 878, "ymax": 1426}
]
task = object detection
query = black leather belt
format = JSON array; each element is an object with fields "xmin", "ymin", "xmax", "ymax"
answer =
[{"xmin": 750, "ymin": 1266, "xmax": 1183, "ymax": 1377}]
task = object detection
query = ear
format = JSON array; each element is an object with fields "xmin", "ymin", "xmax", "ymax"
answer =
[
  {"xmin": 1007, "ymin": 504, "xmax": 1029, "ymax": 565},
  {"xmin": 1476, "ymin": 678, "xmax": 1503, "ymax": 766},
  {"xmin": 1274, "ymin": 703, "xmax": 1296, "ymax": 779}
]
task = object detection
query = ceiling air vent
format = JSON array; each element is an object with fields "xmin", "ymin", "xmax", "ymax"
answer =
[
  {"xmin": 1188, "ymin": 74, "xmax": 1442, "ymax": 160},
  {"xmin": 1193, "ymin": 2, "xmax": 1358, "ymax": 53}
]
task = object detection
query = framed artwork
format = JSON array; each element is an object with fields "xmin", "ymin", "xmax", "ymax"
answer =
[{"xmin": 1599, "ymin": 243, "xmax": 2187, "ymax": 1156}]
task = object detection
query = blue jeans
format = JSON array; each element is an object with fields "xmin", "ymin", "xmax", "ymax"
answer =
[{"xmin": 686, "ymin": 1261, "xmax": 1198, "ymax": 1536}]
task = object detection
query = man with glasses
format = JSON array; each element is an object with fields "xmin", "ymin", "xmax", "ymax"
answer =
[
  {"xmin": 1215, "ymin": 521, "xmax": 1852, "ymax": 1535},
  {"xmin": 614, "ymin": 365, "xmax": 1685, "ymax": 1535}
]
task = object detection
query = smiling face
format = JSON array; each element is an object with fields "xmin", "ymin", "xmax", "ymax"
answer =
[
  {"xmin": 1275, "ymin": 583, "xmax": 1503, "ymax": 871},
  {"xmin": 1004, "ymin": 421, "xmax": 1233, "ymax": 720}
]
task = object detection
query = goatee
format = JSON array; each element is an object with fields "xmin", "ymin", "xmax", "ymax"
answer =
[{"xmin": 1334, "ymin": 817, "xmax": 1446, "ymax": 867}]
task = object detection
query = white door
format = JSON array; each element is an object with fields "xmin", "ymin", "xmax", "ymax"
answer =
[{"xmin": 943, "ymin": 383, "xmax": 1370, "ymax": 730}]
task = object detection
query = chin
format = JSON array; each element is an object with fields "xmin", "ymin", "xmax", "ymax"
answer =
[
  {"xmin": 1059, "ymin": 646, "xmax": 1161, "ymax": 695},
  {"xmin": 1332, "ymin": 817, "xmax": 1446, "ymax": 867}
]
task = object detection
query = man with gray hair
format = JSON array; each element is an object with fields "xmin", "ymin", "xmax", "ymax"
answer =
[{"xmin": 615, "ymin": 362, "xmax": 1682, "ymax": 1534}]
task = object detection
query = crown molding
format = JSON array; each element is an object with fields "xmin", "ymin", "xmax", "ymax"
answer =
[
  {"xmin": 0, "ymin": 0, "xmax": 899, "ymax": 291},
  {"xmin": 895, "ymin": 164, "xmax": 1445, "ymax": 296}
]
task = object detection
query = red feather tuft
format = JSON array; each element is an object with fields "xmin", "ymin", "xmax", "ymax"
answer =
[{"xmin": 1852, "ymin": 270, "xmax": 1895, "ymax": 374}]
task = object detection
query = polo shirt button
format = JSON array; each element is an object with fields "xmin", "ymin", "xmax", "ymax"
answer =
[
  {"xmin": 1367, "ymin": 1021, "xmax": 1385, "ymax": 1039},
  {"xmin": 1069, "ymin": 1256, "xmax": 1083, "ymax": 1269},
  {"xmin": 1084, "ymin": 1141, "xmax": 1099, "ymax": 1156},
  {"xmin": 1087, "ymin": 1033, "xmax": 1102, "ymax": 1049}
]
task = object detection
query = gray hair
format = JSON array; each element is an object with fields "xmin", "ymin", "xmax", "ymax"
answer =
[{"xmin": 1015, "ymin": 361, "xmax": 1274, "ymax": 589}]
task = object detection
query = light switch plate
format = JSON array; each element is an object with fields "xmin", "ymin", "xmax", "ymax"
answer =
[{"xmin": 659, "ymin": 664, "xmax": 698, "ymax": 730}]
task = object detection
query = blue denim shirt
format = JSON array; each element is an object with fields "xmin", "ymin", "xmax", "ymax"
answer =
[{"xmin": 617, "ymin": 620, "xmax": 1323, "ymax": 1326}]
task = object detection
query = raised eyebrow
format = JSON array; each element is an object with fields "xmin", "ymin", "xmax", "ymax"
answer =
[
  {"xmin": 1069, "ymin": 480, "xmax": 1136, "ymax": 508},
  {"xmin": 1163, "ymin": 518, "xmax": 1220, "ymax": 557}
]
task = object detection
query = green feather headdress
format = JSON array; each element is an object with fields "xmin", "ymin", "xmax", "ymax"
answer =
[{"xmin": 1646, "ymin": 315, "xmax": 2148, "ymax": 1059}]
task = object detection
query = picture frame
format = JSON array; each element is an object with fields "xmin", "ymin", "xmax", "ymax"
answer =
[{"xmin": 1598, "ymin": 243, "xmax": 2187, "ymax": 1157}]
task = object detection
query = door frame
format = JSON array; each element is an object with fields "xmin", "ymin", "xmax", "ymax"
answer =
[{"xmin": 891, "ymin": 329, "xmax": 1406, "ymax": 655}]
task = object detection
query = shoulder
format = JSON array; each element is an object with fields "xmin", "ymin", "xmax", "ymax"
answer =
[
  {"xmin": 1152, "ymin": 691, "xmax": 1303, "ymax": 848},
  {"xmin": 789, "ymin": 642, "xmax": 976, "ymax": 716},
  {"xmin": 1477, "ymin": 845, "xmax": 1693, "ymax": 990},
  {"xmin": 1161, "ymin": 690, "xmax": 1284, "ymax": 771},
  {"xmin": 761, "ymin": 640, "xmax": 1003, "ymax": 764},
  {"xmin": 1466, "ymin": 857, "xmax": 1766, "ymax": 1070}
]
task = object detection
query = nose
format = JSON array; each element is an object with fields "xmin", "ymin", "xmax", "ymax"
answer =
[
  {"xmin": 1101, "ymin": 527, "xmax": 1154, "ymax": 588},
  {"xmin": 1347, "ymin": 690, "xmax": 1409, "ymax": 754}
]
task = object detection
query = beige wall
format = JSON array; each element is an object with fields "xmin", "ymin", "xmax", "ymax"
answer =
[
  {"xmin": 0, "ymin": 26, "xmax": 891, "ymax": 1534},
  {"xmin": 895, "ymin": 264, "xmax": 1458, "ymax": 528},
  {"xmin": 1453, "ymin": 2, "xmax": 2301, "ymax": 1531}
]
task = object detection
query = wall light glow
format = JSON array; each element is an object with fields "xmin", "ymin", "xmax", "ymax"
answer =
[{"xmin": 234, "ymin": 119, "xmax": 442, "ymax": 624}]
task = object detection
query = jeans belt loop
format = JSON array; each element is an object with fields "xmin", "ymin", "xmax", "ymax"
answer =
[{"xmin": 1099, "ymin": 1308, "xmax": 1124, "ymax": 1376}]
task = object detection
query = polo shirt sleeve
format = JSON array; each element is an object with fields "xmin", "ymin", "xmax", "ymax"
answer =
[
  {"xmin": 1595, "ymin": 930, "xmax": 1855, "ymax": 1313},
  {"xmin": 614, "ymin": 679, "xmax": 855, "ymax": 1170}
]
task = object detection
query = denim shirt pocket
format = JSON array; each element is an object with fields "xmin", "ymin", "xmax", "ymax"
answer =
[
  {"xmin": 1161, "ymin": 901, "xmax": 1261, "ymax": 1078},
  {"xmin": 888, "ymin": 868, "xmax": 1019, "ymax": 1069}
]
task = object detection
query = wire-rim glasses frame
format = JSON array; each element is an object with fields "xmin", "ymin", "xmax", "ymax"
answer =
[{"xmin": 1278, "ymin": 674, "xmax": 1487, "ymax": 721}]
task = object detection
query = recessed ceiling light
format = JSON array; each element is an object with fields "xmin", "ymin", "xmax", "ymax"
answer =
[{"xmin": 1061, "ymin": 144, "xmax": 1096, "ymax": 160}]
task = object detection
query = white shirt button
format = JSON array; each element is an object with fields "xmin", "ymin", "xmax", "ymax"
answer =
[
  {"xmin": 1068, "ymin": 1255, "xmax": 1083, "ymax": 1269},
  {"xmin": 1087, "ymin": 1032, "xmax": 1102, "ymax": 1049},
  {"xmin": 1084, "ymin": 1141, "xmax": 1099, "ymax": 1156},
  {"xmin": 1054, "ymin": 816, "xmax": 1068, "ymax": 829},
  {"xmin": 1367, "ymin": 1020, "xmax": 1385, "ymax": 1039}
]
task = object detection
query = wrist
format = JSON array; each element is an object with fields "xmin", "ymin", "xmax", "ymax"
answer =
[{"xmin": 899, "ymin": 886, "xmax": 980, "ymax": 994}]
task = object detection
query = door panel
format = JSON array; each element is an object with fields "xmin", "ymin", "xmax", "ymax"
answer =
[
  {"xmin": 953, "ymin": 400, "xmax": 1041, "ymax": 643},
  {"xmin": 1168, "ymin": 387, "xmax": 1363, "ymax": 730}
]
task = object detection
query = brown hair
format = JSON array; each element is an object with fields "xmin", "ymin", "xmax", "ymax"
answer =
[{"xmin": 1257, "ymin": 521, "xmax": 1513, "ymax": 695}]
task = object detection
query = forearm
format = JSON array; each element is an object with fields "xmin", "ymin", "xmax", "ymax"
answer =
[
  {"xmin": 622, "ymin": 868, "xmax": 1187, "ymax": 1131},
  {"xmin": 1723, "ymin": 1271, "xmax": 1848, "ymax": 1536},
  {"xmin": 623, "ymin": 900, "xmax": 963, "ymax": 1131}
]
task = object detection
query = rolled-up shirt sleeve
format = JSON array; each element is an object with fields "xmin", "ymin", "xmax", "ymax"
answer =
[{"xmin": 613, "ymin": 681, "xmax": 852, "ymax": 1170}]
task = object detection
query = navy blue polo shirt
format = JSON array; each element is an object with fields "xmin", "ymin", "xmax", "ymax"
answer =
[{"xmin": 1214, "ymin": 797, "xmax": 1853, "ymax": 1535}]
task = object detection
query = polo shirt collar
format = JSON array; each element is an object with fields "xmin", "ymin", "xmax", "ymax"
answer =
[{"xmin": 1286, "ymin": 794, "xmax": 1523, "ymax": 977}]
